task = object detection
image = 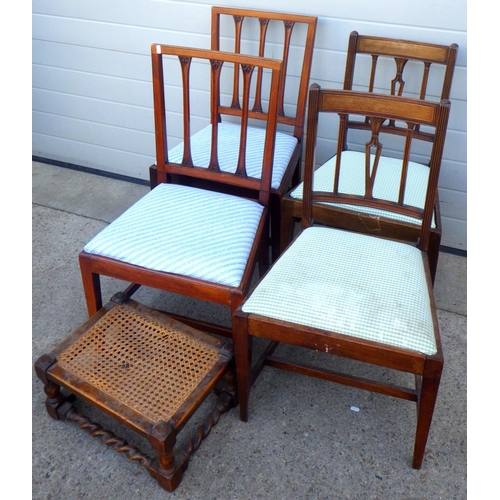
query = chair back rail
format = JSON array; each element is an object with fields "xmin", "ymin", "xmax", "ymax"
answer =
[
  {"xmin": 302, "ymin": 86, "xmax": 450, "ymax": 251},
  {"xmin": 151, "ymin": 44, "xmax": 282, "ymax": 206},
  {"xmin": 211, "ymin": 6, "xmax": 317, "ymax": 139},
  {"xmin": 343, "ymin": 31, "xmax": 457, "ymax": 142}
]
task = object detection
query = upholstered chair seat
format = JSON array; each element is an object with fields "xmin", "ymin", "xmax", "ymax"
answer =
[
  {"xmin": 242, "ymin": 226, "xmax": 436, "ymax": 354},
  {"xmin": 84, "ymin": 183, "xmax": 265, "ymax": 288}
]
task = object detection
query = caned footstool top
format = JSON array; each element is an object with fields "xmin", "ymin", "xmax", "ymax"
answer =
[{"xmin": 54, "ymin": 301, "xmax": 227, "ymax": 424}]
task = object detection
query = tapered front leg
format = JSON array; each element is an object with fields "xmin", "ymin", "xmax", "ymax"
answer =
[
  {"xmin": 412, "ymin": 358, "xmax": 443, "ymax": 469},
  {"xmin": 79, "ymin": 252, "xmax": 102, "ymax": 316},
  {"xmin": 232, "ymin": 312, "xmax": 252, "ymax": 422}
]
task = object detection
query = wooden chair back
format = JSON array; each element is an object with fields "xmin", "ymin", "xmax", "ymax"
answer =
[
  {"xmin": 151, "ymin": 44, "xmax": 283, "ymax": 207},
  {"xmin": 302, "ymin": 86, "xmax": 451, "ymax": 252},
  {"xmin": 211, "ymin": 6, "xmax": 317, "ymax": 141},
  {"xmin": 342, "ymin": 31, "xmax": 457, "ymax": 143}
]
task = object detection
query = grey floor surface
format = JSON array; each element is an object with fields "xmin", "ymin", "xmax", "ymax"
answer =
[{"xmin": 32, "ymin": 161, "xmax": 467, "ymax": 499}]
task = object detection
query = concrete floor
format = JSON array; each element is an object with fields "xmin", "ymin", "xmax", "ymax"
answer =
[{"xmin": 32, "ymin": 161, "xmax": 466, "ymax": 499}]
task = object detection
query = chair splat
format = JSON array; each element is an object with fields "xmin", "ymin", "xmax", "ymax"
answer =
[{"xmin": 282, "ymin": 32, "xmax": 457, "ymax": 283}]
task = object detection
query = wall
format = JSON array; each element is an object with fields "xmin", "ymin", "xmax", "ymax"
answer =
[{"xmin": 32, "ymin": 0, "xmax": 467, "ymax": 250}]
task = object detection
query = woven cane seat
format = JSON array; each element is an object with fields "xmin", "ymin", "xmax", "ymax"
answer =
[{"xmin": 57, "ymin": 303, "xmax": 221, "ymax": 423}]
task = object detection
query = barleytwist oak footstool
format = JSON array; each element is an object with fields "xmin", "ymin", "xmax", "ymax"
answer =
[{"xmin": 34, "ymin": 292, "xmax": 236, "ymax": 492}]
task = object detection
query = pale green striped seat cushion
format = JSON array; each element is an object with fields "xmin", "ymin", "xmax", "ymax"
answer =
[
  {"xmin": 168, "ymin": 123, "xmax": 298, "ymax": 190},
  {"xmin": 290, "ymin": 151, "xmax": 436, "ymax": 228},
  {"xmin": 83, "ymin": 183, "xmax": 264, "ymax": 288},
  {"xmin": 242, "ymin": 226, "xmax": 436, "ymax": 354}
]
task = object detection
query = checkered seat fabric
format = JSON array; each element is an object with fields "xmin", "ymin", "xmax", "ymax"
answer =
[
  {"xmin": 83, "ymin": 183, "xmax": 264, "ymax": 288},
  {"xmin": 167, "ymin": 123, "xmax": 298, "ymax": 190},
  {"xmin": 242, "ymin": 226, "xmax": 436, "ymax": 354},
  {"xmin": 289, "ymin": 151, "xmax": 436, "ymax": 228}
]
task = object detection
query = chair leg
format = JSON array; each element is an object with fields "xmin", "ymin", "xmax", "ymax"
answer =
[
  {"xmin": 280, "ymin": 198, "xmax": 296, "ymax": 253},
  {"xmin": 412, "ymin": 358, "xmax": 443, "ymax": 469},
  {"xmin": 291, "ymin": 161, "xmax": 301, "ymax": 187},
  {"xmin": 232, "ymin": 313, "xmax": 252, "ymax": 422},
  {"xmin": 258, "ymin": 218, "xmax": 270, "ymax": 276},
  {"xmin": 428, "ymin": 229, "xmax": 441, "ymax": 285},
  {"xmin": 270, "ymin": 194, "xmax": 281, "ymax": 262},
  {"xmin": 149, "ymin": 164, "xmax": 158, "ymax": 189},
  {"xmin": 79, "ymin": 253, "xmax": 102, "ymax": 317}
]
